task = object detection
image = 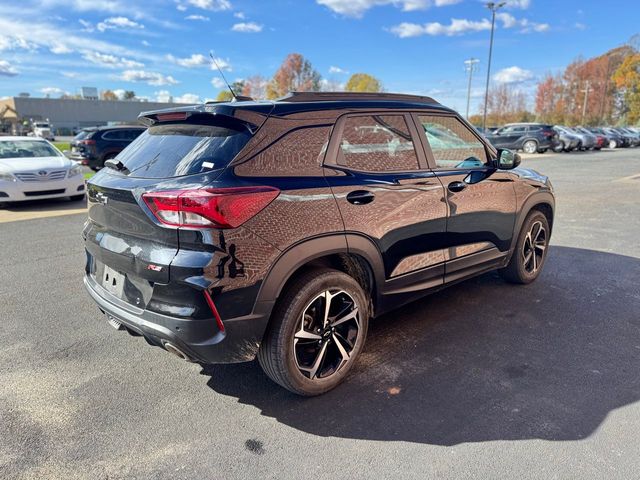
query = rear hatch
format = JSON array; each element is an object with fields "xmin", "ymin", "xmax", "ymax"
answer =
[{"xmin": 84, "ymin": 113, "xmax": 257, "ymax": 310}]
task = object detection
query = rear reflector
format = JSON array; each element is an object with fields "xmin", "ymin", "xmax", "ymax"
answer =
[
  {"xmin": 142, "ymin": 186, "xmax": 279, "ymax": 228},
  {"xmin": 203, "ymin": 289, "xmax": 225, "ymax": 333}
]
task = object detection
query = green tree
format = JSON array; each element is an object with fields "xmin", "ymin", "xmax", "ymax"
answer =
[
  {"xmin": 123, "ymin": 90, "xmax": 136, "ymax": 100},
  {"xmin": 266, "ymin": 53, "xmax": 321, "ymax": 99},
  {"xmin": 214, "ymin": 80, "xmax": 246, "ymax": 102},
  {"xmin": 345, "ymin": 73, "xmax": 382, "ymax": 93}
]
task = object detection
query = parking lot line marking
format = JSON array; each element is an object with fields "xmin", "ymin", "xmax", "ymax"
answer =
[
  {"xmin": 0, "ymin": 206, "xmax": 87, "ymax": 224},
  {"xmin": 614, "ymin": 173, "xmax": 640, "ymax": 183}
]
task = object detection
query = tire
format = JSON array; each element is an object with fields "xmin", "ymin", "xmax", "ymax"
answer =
[
  {"xmin": 258, "ymin": 268, "xmax": 370, "ymax": 396},
  {"xmin": 553, "ymin": 142, "xmax": 564, "ymax": 153},
  {"xmin": 609, "ymin": 140, "xmax": 617, "ymax": 149},
  {"xmin": 537, "ymin": 148, "xmax": 547, "ymax": 154},
  {"xmin": 500, "ymin": 210, "xmax": 550, "ymax": 285},
  {"xmin": 69, "ymin": 194, "xmax": 85, "ymax": 202},
  {"xmin": 522, "ymin": 140, "xmax": 538, "ymax": 154}
]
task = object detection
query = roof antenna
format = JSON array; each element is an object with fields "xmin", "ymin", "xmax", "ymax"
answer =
[{"xmin": 209, "ymin": 51, "xmax": 237, "ymax": 101}]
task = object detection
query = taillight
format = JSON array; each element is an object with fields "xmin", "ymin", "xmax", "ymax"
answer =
[
  {"xmin": 80, "ymin": 139, "xmax": 96, "ymax": 145},
  {"xmin": 142, "ymin": 186, "xmax": 280, "ymax": 228},
  {"xmin": 542, "ymin": 130, "xmax": 555, "ymax": 137}
]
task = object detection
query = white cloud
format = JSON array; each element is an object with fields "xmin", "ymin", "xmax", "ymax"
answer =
[
  {"xmin": 62, "ymin": 71, "xmax": 80, "ymax": 78},
  {"xmin": 574, "ymin": 22, "xmax": 586, "ymax": 30},
  {"xmin": 504, "ymin": 0, "xmax": 530, "ymax": 9},
  {"xmin": 83, "ymin": 51, "xmax": 144, "ymax": 69},
  {"xmin": 231, "ymin": 22, "xmax": 263, "ymax": 33},
  {"xmin": 175, "ymin": 93, "xmax": 200, "ymax": 103},
  {"xmin": 40, "ymin": 86, "xmax": 68, "ymax": 96},
  {"xmin": 390, "ymin": 18, "xmax": 491, "ymax": 37},
  {"xmin": 496, "ymin": 13, "xmax": 549, "ymax": 33},
  {"xmin": 0, "ymin": 60, "xmax": 18, "ymax": 76},
  {"xmin": 167, "ymin": 53, "xmax": 210, "ymax": 68},
  {"xmin": 0, "ymin": 36, "xmax": 38, "ymax": 52},
  {"xmin": 493, "ymin": 66, "xmax": 533, "ymax": 84},
  {"xmin": 97, "ymin": 16, "xmax": 144, "ymax": 32},
  {"xmin": 329, "ymin": 66, "xmax": 348, "ymax": 74},
  {"xmin": 0, "ymin": 17, "xmax": 148, "ymax": 60},
  {"xmin": 112, "ymin": 88, "xmax": 126, "ymax": 99},
  {"xmin": 209, "ymin": 56, "xmax": 232, "ymax": 71},
  {"xmin": 142, "ymin": 40, "xmax": 151, "ymax": 46},
  {"xmin": 155, "ymin": 90, "xmax": 173, "ymax": 102},
  {"xmin": 316, "ymin": 0, "xmax": 462, "ymax": 18},
  {"xmin": 187, "ymin": 0, "xmax": 232, "ymax": 10},
  {"xmin": 39, "ymin": 0, "xmax": 127, "ymax": 13},
  {"xmin": 233, "ymin": 12, "xmax": 245, "ymax": 19},
  {"xmin": 185, "ymin": 14, "xmax": 210, "ymax": 21},
  {"xmin": 211, "ymin": 77, "xmax": 226, "ymax": 88},
  {"xmin": 119, "ymin": 70, "xmax": 179, "ymax": 86}
]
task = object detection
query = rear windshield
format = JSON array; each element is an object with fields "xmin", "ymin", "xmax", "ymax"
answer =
[
  {"xmin": 74, "ymin": 130, "xmax": 94, "ymax": 141},
  {"xmin": 115, "ymin": 123, "xmax": 252, "ymax": 178}
]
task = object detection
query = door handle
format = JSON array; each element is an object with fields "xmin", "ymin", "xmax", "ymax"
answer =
[
  {"xmin": 448, "ymin": 181, "xmax": 467, "ymax": 193},
  {"xmin": 346, "ymin": 190, "xmax": 375, "ymax": 205}
]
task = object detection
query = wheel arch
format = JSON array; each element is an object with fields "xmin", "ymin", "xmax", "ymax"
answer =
[
  {"xmin": 508, "ymin": 191, "xmax": 555, "ymax": 259},
  {"xmin": 253, "ymin": 233, "xmax": 385, "ymax": 323}
]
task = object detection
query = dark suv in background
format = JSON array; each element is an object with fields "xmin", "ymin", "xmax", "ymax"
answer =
[
  {"xmin": 70, "ymin": 125, "xmax": 146, "ymax": 170},
  {"xmin": 83, "ymin": 92, "xmax": 555, "ymax": 395},
  {"xmin": 484, "ymin": 122, "xmax": 558, "ymax": 154}
]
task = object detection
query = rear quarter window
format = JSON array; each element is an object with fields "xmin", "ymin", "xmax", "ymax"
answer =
[
  {"xmin": 234, "ymin": 126, "xmax": 330, "ymax": 177},
  {"xmin": 116, "ymin": 123, "xmax": 252, "ymax": 178}
]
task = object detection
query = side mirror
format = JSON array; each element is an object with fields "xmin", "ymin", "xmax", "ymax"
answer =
[{"xmin": 496, "ymin": 149, "xmax": 521, "ymax": 170}]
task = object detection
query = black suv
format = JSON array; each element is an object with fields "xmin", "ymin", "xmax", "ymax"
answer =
[
  {"xmin": 485, "ymin": 123, "xmax": 558, "ymax": 154},
  {"xmin": 70, "ymin": 125, "xmax": 146, "ymax": 171},
  {"xmin": 83, "ymin": 92, "xmax": 555, "ymax": 395}
]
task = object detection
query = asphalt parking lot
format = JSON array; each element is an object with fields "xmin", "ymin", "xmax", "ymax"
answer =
[{"xmin": 1, "ymin": 148, "xmax": 639, "ymax": 479}]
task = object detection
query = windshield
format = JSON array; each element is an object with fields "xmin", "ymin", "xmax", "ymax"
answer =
[
  {"xmin": 116, "ymin": 123, "xmax": 252, "ymax": 178},
  {"xmin": 0, "ymin": 140, "xmax": 62, "ymax": 159}
]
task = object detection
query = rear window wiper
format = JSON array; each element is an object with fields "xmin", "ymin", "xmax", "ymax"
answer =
[{"xmin": 104, "ymin": 158, "xmax": 130, "ymax": 174}]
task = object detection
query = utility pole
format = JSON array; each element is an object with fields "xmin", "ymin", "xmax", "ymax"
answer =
[
  {"xmin": 482, "ymin": 2, "xmax": 506, "ymax": 131},
  {"xmin": 464, "ymin": 58, "xmax": 480, "ymax": 120},
  {"xmin": 581, "ymin": 80, "xmax": 592, "ymax": 125}
]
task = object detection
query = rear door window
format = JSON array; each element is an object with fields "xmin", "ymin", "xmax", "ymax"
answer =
[
  {"xmin": 337, "ymin": 115, "xmax": 420, "ymax": 172},
  {"xmin": 116, "ymin": 123, "xmax": 252, "ymax": 178}
]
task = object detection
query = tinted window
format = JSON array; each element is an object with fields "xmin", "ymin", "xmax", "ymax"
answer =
[
  {"xmin": 338, "ymin": 115, "xmax": 419, "ymax": 172},
  {"xmin": 74, "ymin": 130, "xmax": 93, "ymax": 141},
  {"xmin": 528, "ymin": 126, "xmax": 542, "ymax": 132},
  {"xmin": 126, "ymin": 129, "xmax": 144, "ymax": 141},
  {"xmin": 102, "ymin": 130, "xmax": 124, "ymax": 140},
  {"xmin": 117, "ymin": 123, "xmax": 252, "ymax": 178},
  {"xmin": 418, "ymin": 115, "xmax": 488, "ymax": 169},
  {"xmin": 235, "ymin": 126, "xmax": 330, "ymax": 177}
]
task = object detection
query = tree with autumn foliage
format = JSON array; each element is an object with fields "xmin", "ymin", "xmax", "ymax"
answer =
[
  {"xmin": 266, "ymin": 53, "xmax": 321, "ymax": 99},
  {"xmin": 612, "ymin": 53, "xmax": 640, "ymax": 124},
  {"xmin": 101, "ymin": 90, "xmax": 118, "ymax": 101},
  {"xmin": 471, "ymin": 83, "xmax": 533, "ymax": 126},
  {"xmin": 242, "ymin": 75, "xmax": 268, "ymax": 100},
  {"xmin": 215, "ymin": 80, "xmax": 246, "ymax": 102},
  {"xmin": 345, "ymin": 73, "xmax": 382, "ymax": 93},
  {"xmin": 535, "ymin": 45, "xmax": 636, "ymax": 125}
]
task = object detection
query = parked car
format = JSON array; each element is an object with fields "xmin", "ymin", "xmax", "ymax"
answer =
[
  {"xmin": 588, "ymin": 127, "xmax": 623, "ymax": 149},
  {"xmin": 574, "ymin": 127, "xmax": 603, "ymax": 150},
  {"xmin": 602, "ymin": 127, "xmax": 629, "ymax": 147},
  {"xmin": 484, "ymin": 123, "xmax": 558, "ymax": 154},
  {"xmin": 552, "ymin": 126, "xmax": 580, "ymax": 152},
  {"xmin": 618, "ymin": 127, "xmax": 640, "ymax": 146},
  {"xmin": 562, "ymin": 126, "xmax": 596, "ymax": 150},
  {"xmin": 0, "ymin": 137, "xmax": 85, "ymax": 206},
  {"xmin": 83, "ymin": 91, "xmax": 555, "ymax": 395},
  {"xmin": 69, "ymin": 125, "xmax": 146, "ymax": 171}
]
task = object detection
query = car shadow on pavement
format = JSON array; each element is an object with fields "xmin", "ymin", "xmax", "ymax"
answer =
[{"xmin": 200, "ymin": 246, "xmax": 640, "ymax": 446}]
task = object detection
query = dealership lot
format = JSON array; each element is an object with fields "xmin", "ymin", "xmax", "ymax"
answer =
[{"xmin": 1, "ymin": 148, "xmax": 639, "ymax": 479}]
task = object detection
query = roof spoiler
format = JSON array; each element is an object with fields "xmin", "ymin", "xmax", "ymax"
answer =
[{"xmin": 138, "ymin": 103, "xmax": 274, "ymax": 134}]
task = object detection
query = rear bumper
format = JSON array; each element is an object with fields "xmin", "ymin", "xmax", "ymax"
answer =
[{"xmin": 84, "ymin": 273, "xmax": 273, "ymax": 364}]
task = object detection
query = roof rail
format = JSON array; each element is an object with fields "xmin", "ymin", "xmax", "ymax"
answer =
[{"xmin": 280, "ymin": 91, "xmax": 439, "ymax": 104}]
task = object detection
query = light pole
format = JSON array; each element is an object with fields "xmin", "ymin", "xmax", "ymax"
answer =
[
  {"xmin": 482, "ymin": 1, "xmax": 506, "ymax": 130},
  {"xmin": 464, "ymin": 58, "xmax": 480, "ymax": 119},
  {"xmin": 581, "ymin": 80, "xmax": 592, "ymax": 125}
]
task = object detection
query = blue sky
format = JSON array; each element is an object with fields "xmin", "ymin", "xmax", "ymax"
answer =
[{"xmin": 1, "ymin": 0, "xmax": 638, "ymax": 114}]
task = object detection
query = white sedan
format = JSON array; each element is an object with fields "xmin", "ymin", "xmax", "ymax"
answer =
[{"xmin": 0, "ymin": 137, "xmax": 85, "ymax": 205}]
